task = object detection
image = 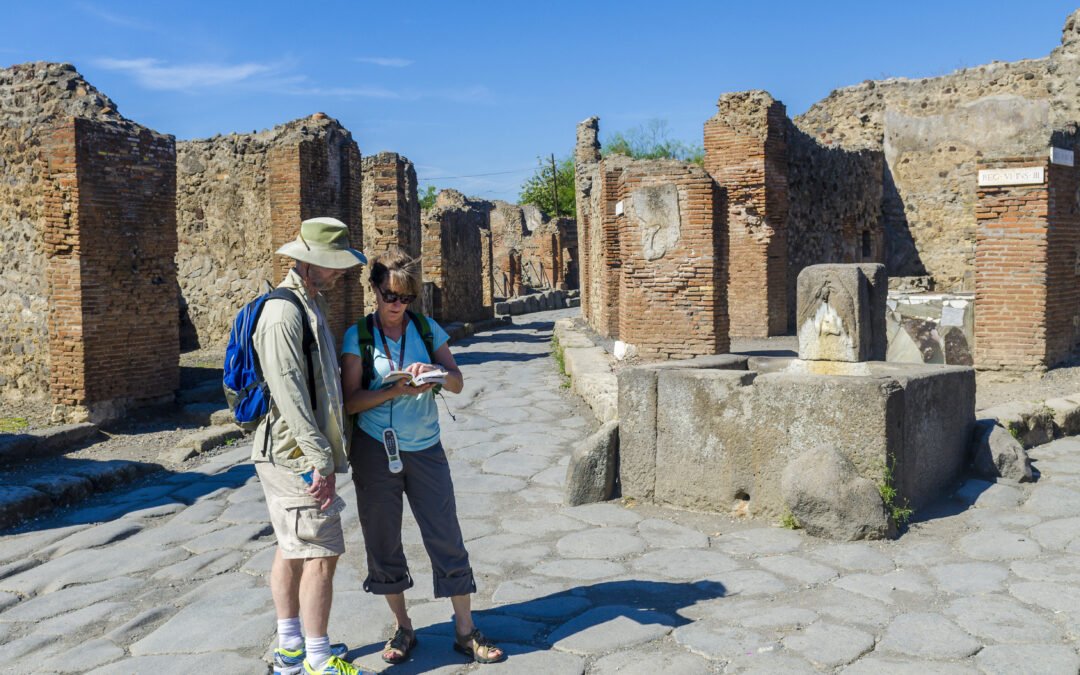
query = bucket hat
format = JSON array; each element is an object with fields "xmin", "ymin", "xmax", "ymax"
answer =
[{"xmin": 276, "ymin": 217, "xmax": 367, "ymax": 269}]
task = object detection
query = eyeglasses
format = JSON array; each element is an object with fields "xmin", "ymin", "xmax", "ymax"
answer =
[{"xmin": 378, "ymin": 287, "xmax": 416, "ymax": 305}]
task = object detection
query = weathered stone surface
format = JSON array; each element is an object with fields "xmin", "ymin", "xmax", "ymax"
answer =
[
  {"xmin": 0, "ymin": 576, "xmax": 140, "ymax": 623},
  {"xmin": 0, "ymin": 485, "xmax": 53, "ymax": 529},
  {"xmin": 797, "ymin": 264, "xmax": 886, "ymax": 362},
  {"xmin": 564, "ymin": 420, "xmax": 618, "ymax": 506},
  {"xmin": 556, "ymin": 528, "xmax": 645, "ymax": 559},
  {"xmin": 877, "ymin": 613, "xmax": 981, "ymax": 659},
  {"xmin": 956, "ymin": 529, "xmax": 1042, "ymax": 560},
  {"xmin": 1044, "ymin": 396, "xmax": 1080, "ymax": 436},
  {"xmin": 162, "ymin": 424, "xmax": 245, "ymax": 464},
  {"xmin": 974, "ymin": 644, "xmax": 1080, "ymax": 675},
  {"xmin": 978, "ymin": 402, "xmax": 1055, "ymax": 448},
  {"xmin": 550, "ymin": 605, "xmax": 674, "ymax": 655},
  {"xmin": 636, "ymin": 519, "xmax": 709, "ymax": 548},
  {"xmin": 38, "ymin": 521, "xmax": 143, "ymax": 558},
  {"xmin": 929, "ymin": 562, "xmax": 1010, "ymax": 595},
  {"xmin": 971, "ymin": 420, "xmax": 1033, "ymax": 482},
  {"xmin": 782, "ymin": 445, "xmax": 891, "ymax": 540},
  {"xmin": 946, "ymin": 595, "xmax": 1062, "ymax": 643},
  {"xmin": 674, "ymin": 622, "xmax": 779, "ymax": 660},
  {"xmin": 782, "ymin": 621, "xmax": 875, "ymax": 667}
]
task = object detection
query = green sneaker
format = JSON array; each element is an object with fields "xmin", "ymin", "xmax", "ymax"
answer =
[
  {"xmin": 274, "ymin": 643, "xmax": 348, "ymax": 675},
  {"xmin": 303, "ymin": 655, "xmax": 364, "ymax": 675}
]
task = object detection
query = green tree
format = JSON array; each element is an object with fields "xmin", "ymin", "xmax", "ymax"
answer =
[
  {"xmin": 603, "ymin": 119, "xmax": 704, "ymax": 165},
  {"xmin": 419, "ymin": 184, "xmax": 438, "ymax": 210},
  {"xmin": 519, "ymin": 156, "xmax": 576, "ymax": 218}
]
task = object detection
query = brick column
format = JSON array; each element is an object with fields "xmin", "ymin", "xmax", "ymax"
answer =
[
  {"xmin": 360, "ymin": 152, "xmax": 421, "ymax": 314},
  {"xmin": 705, "ymin": 91, "xmax": 789, "ymax": 338},
  {"xmin": 974, "ymin": 157, "xmax": 1064, "ymax": 371}
]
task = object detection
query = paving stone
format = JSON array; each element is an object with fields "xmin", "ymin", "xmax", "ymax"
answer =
[
  {"xmin": 930, "ymin": 562, "xmax": 1010, "ymax": 594},
  {"xmin": 35, "ymin": 600, "xmax": 133, "ymax": 636},
  {"xmin": 151, "ymin": 549, "xmax": 246, "ymax": 581},
  {"xmin": 468, "ymin": 533, "xmax": 550, "ymax": 567},
  {"xmin": 0, "ymin": 545, "xmax": 188, "ymax": 596},
  {"xmin": 562, "ymin": 503, "xmax": 642, "ymax": 527},
  {"xmin": 637, "ymin": 518, "xmax": 710, "ymax": 548},
  {"xmin": 590, "ymin": 645, "xmax": 714, "ymax": 674},
  {"xmin": 181, "ymin": 522, "xmax": 272, "ymax": 553},
  {"xmin": 114, "ymin": 484, "xmax": 183, "ymax": 505},
  {"xmin": 1027, "ymin": 516, "xmax": 1080, "ymax": 550},
  {"xmin": 452, "ymin": 491, "xmax": 496, "ymax": 518},
  {"xmin": 808, "ymin": 543, "xmax": 895, "ymax": 572},
  {"xmin": 0, "ymin": 576, "xmax": 140, "ymax": 622},
  {"xmin": 38, "ymin": 520, "xmax": 143, "ymax": 558},
  {"xmin": 530, "ymin": 466, "xmax": 567, "ymax": 487},
  {"xmin": 0, "ymin": 525, "xmax": 87, "ymax": 565},
  {"xmin": 964, "ymin": 509, "xmax": 1042, "ymax": 531},
  {"xmin": 121, "ymin": 500, "xmax": 186, "ymax": 520},
  {"xmin": 467, "ymin": 642, "xmax": 586, "ymax": 674},
  {"xmin": 946, "ymin": 595, "xmax": 1062, "ymax": 643},
  {"xmin": 629, "ymin": 549, "xmax": 741, "ymax": 580},
  {"xmin": 516, "ymin": 486, "xmax": 563, "ymax": 504},
  {"xmin": 722, "ymin": 653, "xmax": 820, "ymax": 674},
  {"xmin": 953, "ymin": 479, "xmax": 1023, "ymax": 508},
  {"xmin": 841, "ymin": 656, "xmax": 979, "ymax": 674},
  {"xmin": 974, "ymin": 644, "xmax": 1080, "ymax": 675},
  {"xmin": 956, "ymin": 529, "xmax": 1042, "ymax": 560},
  {"xmin": 0, "ymin": 591, "xmax": 17, "ymax": 612},
  {"xmin": 710, "ymin": 528, "xmax": 803, "ymax": 556},
  {"xmin": 705, "ymin": 569, "xmax": 787, "ymax": 596},
  {"xmin": 86, "ymin": 652, "xmax": 270, "ymax": 674},
  {"xmin": 170, "ymin": 483, "xmax": 231, "ymax": 505},
  {"xmin": 673, "ymin": 621, "xmax": 779, "ymax": 660},
  {"xmin": 782, "ymin": 621, "xmax": 875, "ymax": 667},
  {"xmin": 1021, "ymin": 484, "xmax": 1080, "ymax": 518},
  {"xmin": 1008, "ymin": 581, "xmax": 1080, "ymax": 614},
  {"xmin": 532, "ymin": 559, "xmax": 625, "ymax": 581},
  {"xmin": 688, "ymin": 596, "xmax": 816, "ymax": 628},
  {"xmin": 482, "ymin": 452, "xmax": 552, "ymax": 478},
  {"xmin": 501, "ymin": 512, "xmax": 589, "ymax": 536},
  {"xmin": 105, "ymin": 605, "xmax": 173, "ymax": 644},
  {"xmin": 225, "ymin": 480, "xmax": 265, "ymax": 504},
  {"xmin": 0, "ymin": 558, "xmax": 37, "ymax": 582},
  {"xmin": 831, "ymin": 569, "xmax": 932, "ymax": 604},
  {"xmin": 35, "ymin": 637, "xmax": 126, "ymax": 673},
  {"xmin": 877, "ymin": 612, "xmax": 982, "ymax": 659},
  {"xmin": 120, "ymin": 520, "xmax": 224, "ymax": 549},
  {"xmin": 796, "ymin": 587, "xmax": 893, "ymax": 627},
  {"xmin": 889, "ymin": 538, "xmax": 957, "ymax": 567},
  {"xmin": 240, "ymin": 543, "xmax": 276, "ymax": 577},
  {"xmin": 165, "ymin": 498, "xmax": 225, "ymax": 525},
  {"xmin": 0, "ymin": 634, "xmax": 56, "ymax": 662},
  {"xmin": 556, "ymin": 528, "xmax": 645, "ymax": 559},
  {"xmin": 492, "ymin": 576, "xmax": 576, "ymax": 604},
  {"xmin": 492, "ymin": 595, "xmax": 592, "ymax": 621},
  {"xmin": 549, "ymin": 605, "xmax": 674, "ymax": 655},
  {"xmin": 1010, "ymin": 556, "xmax": 1080, "ymax": 583},
  {"xmin": 755, "ymin": 554, "xmax": 838, "ymax": 585},
  {"xmin": 454, "ymin": 474, "xmax": 527, "ymax": 494},
  {"xmin": 216, "ymin": 498, "xmax": 268, "ymax": 524}
]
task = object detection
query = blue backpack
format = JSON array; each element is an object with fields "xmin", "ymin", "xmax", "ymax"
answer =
[{"xmin": 223, "ymin": 288, "xmax": 316, "ymax": 431}]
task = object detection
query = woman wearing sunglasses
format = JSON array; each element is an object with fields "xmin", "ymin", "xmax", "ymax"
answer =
[{"xmin": 340, "ymin": 247, "xmax": 504, "ymax": 666}]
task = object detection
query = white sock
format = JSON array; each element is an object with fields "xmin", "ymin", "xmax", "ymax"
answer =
[
  {"xmin": 277, "ymin": 617, "xmax": 303, "ymax": 651},
  {"xmin": 306, "ymin": 635, "xmax": 331, "ymax": 669}
]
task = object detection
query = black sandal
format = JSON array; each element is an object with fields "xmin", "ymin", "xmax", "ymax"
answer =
[
  {"xmin": 453, "ymin": 628, "xmax": 504, "ymax": 664},
  {"xmin": 382, "ymin": 626, "xmax": 417, "ymax": 664}
]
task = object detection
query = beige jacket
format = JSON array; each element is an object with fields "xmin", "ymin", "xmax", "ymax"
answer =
[{"xmin": 250, "ymin": 269, "xmax": 348, "ymax": 477}]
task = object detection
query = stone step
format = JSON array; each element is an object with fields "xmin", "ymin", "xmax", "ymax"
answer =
[{"xmin": 0, "ymin": 423, "xmax": 101, "ymax": 466}]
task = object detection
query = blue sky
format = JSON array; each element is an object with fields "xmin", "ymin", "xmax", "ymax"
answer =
[{"xmin": 2, "ymin": 1, "xmax": 1077, "ymax": 202}]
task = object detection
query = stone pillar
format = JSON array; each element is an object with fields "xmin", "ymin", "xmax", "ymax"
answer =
[
  {"xmin": 705, "ymin": 90, "xmax": 789, "ymax": 338},
  {"xmin": 796, "ymin": 264, "xmax": 887, "ymax": 362},
  {"xmin": 360, "ymin": 152, "xmax": 421, "ymax": 314},
  {"xmin": 975, "ymin": 155, "xmax": 1080, "ymax": 371},
  {"xmin": 575, "ymin": 117, "xmax": 601, "ymax": 327},
  {"xmin": 43, "ymin": 117, "xmax": 179, "ymax": 422}
]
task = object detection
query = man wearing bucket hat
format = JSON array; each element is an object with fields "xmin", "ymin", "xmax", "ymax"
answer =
[{"xmin": 253, "ymin": 217, "xmax": 369, "ymax": 675}]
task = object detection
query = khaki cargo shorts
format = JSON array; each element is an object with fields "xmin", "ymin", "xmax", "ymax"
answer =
[{"xmin": 256, "ymin": 461, "xmax": 346, "ymax": 559}]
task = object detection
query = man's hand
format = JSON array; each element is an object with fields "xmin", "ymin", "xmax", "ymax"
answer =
[{"xmin": 306, "ymin": 469, "xmax": 337, "ymax": 511}]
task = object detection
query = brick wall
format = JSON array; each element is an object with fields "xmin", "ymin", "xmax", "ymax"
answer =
[
  {"xmin": 43, "ymin": 117, "xmax": 178, "ymax": 419},
  {"xmin": 705, "ymin": 91, "xmax": 788, "ymax": 338},
  {"xmin": 487, "ymin": 201, "xmax": 577, "ymax": 297},
  {"xmin": 1045, "ymin": 158, "xmax": 1080, "ymax": 366},
  {"xmin": 360, "ymin": 152, "xmax": 421, "ymax": 314},
  {"xmin": 617, "ymin": 161, "xmax": 728, "ymax": 359},
  {"xmin": 974, "ymin": 157, "xmax": 1058, "ymax": 371}
]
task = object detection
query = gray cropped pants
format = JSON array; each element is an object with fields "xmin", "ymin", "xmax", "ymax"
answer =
[{"xmin": 349, "ymin": 429, "xmax": 476, "ymax": 598}]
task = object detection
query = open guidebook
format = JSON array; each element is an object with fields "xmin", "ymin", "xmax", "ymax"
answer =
[{"xmin": 382, "ymin": 368, "xmax": 448, "ymax": 387}]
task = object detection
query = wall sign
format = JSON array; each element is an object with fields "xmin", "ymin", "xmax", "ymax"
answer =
[{"xmin": 977, "ymin": 166, "xmax": 1045, "ymax": 187}]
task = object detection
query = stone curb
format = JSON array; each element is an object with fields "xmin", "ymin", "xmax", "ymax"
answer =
[
  {"xmin": 496, "ymin": 289, "xmax": 580, "ymax": 317},
  {"xmin": 161, "ymin": 424, "xmax": 244, "ymax": 465},
  {"xmin": 443, "ymin": 316, "xmax": 513, "ymax": 343},
  {"xmin": 0, "ymin": 459, "xmax": 161, "ymax": 531},
  {"xmin": 0, "ymin": 423, "xmax": 100, "ymax": 466},
  {"xmin": 554, "ymin": 318, "xmax": 617, "ymax": 424}
]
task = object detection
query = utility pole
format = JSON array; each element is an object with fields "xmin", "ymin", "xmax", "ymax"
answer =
[{"xmin": 550, "ymin": 153, "xmax": 560, "ymax": 217}]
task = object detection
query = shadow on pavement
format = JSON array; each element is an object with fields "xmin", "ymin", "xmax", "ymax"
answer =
[{"xmin": 344, "ymin": 579, "xmax": 726, "ymax": 671}]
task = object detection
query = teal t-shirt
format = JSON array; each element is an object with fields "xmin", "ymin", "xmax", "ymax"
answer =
[{"xmin": 342, "ymin": 316, "xmax": 450, "ymax": 452}]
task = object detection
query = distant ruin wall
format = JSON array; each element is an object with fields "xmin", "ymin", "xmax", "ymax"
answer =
[
  {"xmin": 488, "ymin": 201, "xmax": 577, "ymax": 297},
  {"xmin": 177, "ymin": 115, "xmax": 362, "ymax": 348},
  {"xmin": 361, "ymin": 152, "xmax": 421, "ymax": 314},
  {"xmin": 421, "ymin": 190, "xmax": 492, "ymax": 324}
]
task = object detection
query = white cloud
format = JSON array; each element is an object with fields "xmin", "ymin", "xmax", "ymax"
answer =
[
  {"xmin": 94, "ymin": 57, "xmax": 276, "ymax": 91},
  {"xmin": 75, "ymin": 2, "xmax": 155, "ymax": 31},
  {"xmin": 356, "ymin": 57, "xmax": 414, "ymax": 68}
]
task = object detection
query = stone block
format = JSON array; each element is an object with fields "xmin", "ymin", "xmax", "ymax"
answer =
[
  {"xmin": 162, "ymin": 425, "xmax": 244, "ymax": 464},
  {"xmin": 524, "ymin": 295, "xmax": 541, "ymax": 314},
  {"xmin": 977, "ymin": 401, "xmax": 1055, "ymax": 448},
  {"xmin": 0, "ymin": 486, "xmax": 53, "ymax": 530},
  {"xmin": 564, "ymin": 421, "xmax": 619, "ymax": 506},
  {"xmin": 970, "ymin": 419, "xmax": 1033, "ymax": 482},
  {"xmin": 797, "ymin": 264, "xmax": 886, "ymax": 362},
  {"xmin": 782, "ymin": 446, "xmax": 891, "ymax": 540},
  {"xmin": 1044, "ymin": 396, "xmax": 1080, "ymax": 437},
  {"xmin": 567, "ymin": 297, "xmax": 580, "ymax": 308},
  {"xmin": 494, "ymin": 302, "xmax": 509, "ymax": 315},
  {"xmin": 509, "ymin": 300, "xmax": 525, "ymax": 316}
]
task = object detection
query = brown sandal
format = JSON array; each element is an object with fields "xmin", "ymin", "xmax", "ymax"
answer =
[
  {"xmin": 453, "ymin": 628, "xmax": 504, "ymax": 664},
  {"xmin": 382, "ymin": 626, "xmax": 417, "ymax": 664}
]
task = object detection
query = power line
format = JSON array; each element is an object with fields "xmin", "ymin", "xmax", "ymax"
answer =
[{"xmin": 418, "ymin": 166, "xmax": 536, "ymax": 180}]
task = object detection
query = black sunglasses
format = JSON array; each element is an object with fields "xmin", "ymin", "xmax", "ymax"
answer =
[{"xmin": 378, "ymin": 287, "xmax": 416, "ymax": 305}]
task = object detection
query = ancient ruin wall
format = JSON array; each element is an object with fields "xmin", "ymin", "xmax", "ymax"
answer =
[
  {"xmin": 705, "ymin": 91, "xmax": 789, "ymax": 338},
  {"xmin": 421, "ymin": 190, "xmax": 492, "ymax": 324},
  {"xmin": 792, "ymin": 12, "xmax": 1080, "ymax": 290},
  {"xmin": 177, "ymin": 115, "xmax": 362, "ymax": 347},
  {"xmin": 0, "ymin": 62, "xmax": 127, "ymax": 406},
  {"xmin": 574, "ymin": 117, "xmax": 601, "ymax": 328},
  {"xmin": 488, "ymin": 201, "xmax": 576, "ymax": 296},
  {"xmin": 617, "ymin": 161, "xmax": 728, "ymax": 359},
  {"xmin": 786, "ymin": 125, "xmax": 884, "ymax": 330},
  {"xmin": 360, "ymin": 152, "xmax": 421, "ymax": 314}
]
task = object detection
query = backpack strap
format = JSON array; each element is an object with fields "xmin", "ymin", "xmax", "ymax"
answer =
[
  {"xmin": 406, "ymin": 310, "xmax": 442, "ymax": 394},
  {"xmin": 357, "ymin": 313, "xmax": 376, "ymax": 391},
  {"xmin": 266, "ymin": 288, "xmax": 317, "ymax": 412}
]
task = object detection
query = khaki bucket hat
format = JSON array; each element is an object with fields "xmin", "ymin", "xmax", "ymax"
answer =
[{"xmin": 276, "ymin": 217, "xmax": 367, "ymax": 269}]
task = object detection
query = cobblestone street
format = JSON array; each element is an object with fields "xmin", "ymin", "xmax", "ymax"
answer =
[{"xmin": 2, "ymin": 309, "xmax": 1079, "ymax": 673}]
